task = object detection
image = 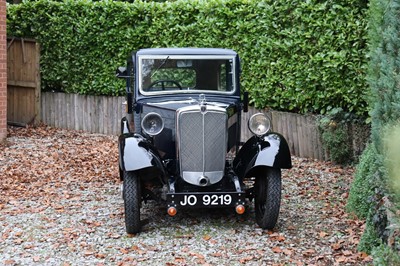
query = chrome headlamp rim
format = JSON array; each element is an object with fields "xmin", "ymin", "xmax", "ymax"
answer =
[
  {"xmin": 248, "ymin": 113, "xmax": 271, "ymax": 136},
  {"xmin": 141, "ymin": 112, "xmax": 164, "ymax": 136}
]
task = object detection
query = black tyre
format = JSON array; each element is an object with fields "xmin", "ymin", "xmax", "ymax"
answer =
[
  {"xmin": 123, "ymin": 171, "xmax": 141, "ymax": 234},
  {"xmin": 254, "ymin": 168, "xmax": 282, "ymax": 230}
]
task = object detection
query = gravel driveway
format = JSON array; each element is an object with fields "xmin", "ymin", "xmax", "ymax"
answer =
[{"xmin": 0, "ymin": 126, "xmax": 371, "ymax": 265}]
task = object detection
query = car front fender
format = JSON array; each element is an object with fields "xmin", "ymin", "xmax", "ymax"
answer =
[
  {"xmin": 118, "ymin": 133, "xmax": 165, "ymax": 180},
  {"xmin": 233, "ymin": 133, "xmax": 292, "ymax": 179}
]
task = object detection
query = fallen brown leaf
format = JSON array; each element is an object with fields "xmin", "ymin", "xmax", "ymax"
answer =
[
  {"xmin": 239, "ymin": 256, "xmax": 254, "ymax": 263},
  {"xmin": 3, "ymin": 260, "xmax": 16, "ymax": 265},
  {"xmin": 203, "ymin": 234, "xmax": 212, "ymax": 241},
  {"xmin": 189, "ymin": 252, "xmax": 205, "ymax": 259},
  {"xmin": 271, "ymin": 246, "xmax": 283, "ymax": 253}
]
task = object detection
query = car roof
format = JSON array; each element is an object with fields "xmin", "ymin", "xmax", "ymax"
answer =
[{"xmin": 136, "ymin": 47, "xmax": 237, "ymax": 56}]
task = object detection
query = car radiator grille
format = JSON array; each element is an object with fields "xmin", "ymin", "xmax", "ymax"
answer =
[{"xmin": 177, "ymin": 107, "xmax": 227, "ymax": 186}]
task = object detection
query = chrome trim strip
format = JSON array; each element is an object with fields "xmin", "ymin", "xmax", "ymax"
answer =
[
  {"xmin": 202, "ymin": 107, "xmax": 206, "ymax": 175},
  {"xmin": 227, "ymin": 114, "xmax": 237, "ymax": 128}
]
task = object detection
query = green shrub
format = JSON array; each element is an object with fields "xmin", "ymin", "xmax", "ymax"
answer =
[
  {"xmin": 346, "ymin": 143, "xmax": 380, "ymax": 219},
  {"xmin": 318, "ymin": 108, "xmax": 368, "ymax": 164},
  {"xmin": 368, "ymin": 0, "xmax": 400, "ymax": 150},
  {"xmin": 354, "ymin": 0, "xmax": 400, "ymax": 256},
  {"xmin": 358, "ymin": 211, "xmax": 382, "ymax": 253},
  {"xmin": 7, "ymin": 0, "xmax": 368, "ymax": 115},
  {"xmin": 372, "ymin": 243, "xmax": 400, "ymax": 266},
  {"xmin": 384, "ymin": 125, "xmax": 400, "ymax": 203},
  {"xmin": 381, "ymin": 124, "xmax": 400, "ymax": 258}
]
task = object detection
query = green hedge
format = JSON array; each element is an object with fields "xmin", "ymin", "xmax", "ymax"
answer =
[
  {"xmin": 7, "ymin": 0, "xmax": 368, "ymax": 115},
  {"xmin": 346, "ymin": 142, "xmax": 381, "ymax": 219},
  {"xmin": 347, "ymin": 0, "xmax": 400, "ymax": 256}
]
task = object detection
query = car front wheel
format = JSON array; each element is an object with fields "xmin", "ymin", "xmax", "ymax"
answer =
[
  {"xmin": 254, "ymin": 168, "xmax": 281, "ymax": 230},
  {"xmin": 123, "ymin": 171, "xmax": 141, "ymax": 234}
]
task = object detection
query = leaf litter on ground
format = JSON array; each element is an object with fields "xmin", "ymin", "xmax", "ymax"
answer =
[{"xmin": 0, "ymin": 125, "xmax": 372, "ymax": 265}]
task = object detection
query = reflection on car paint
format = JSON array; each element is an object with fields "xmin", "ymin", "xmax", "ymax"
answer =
[
  {"xmin": 255, "ymin": 134, "xmax": 281, "ymax": 166},
  {"xmin": 123, "ymin": 137, "xmax": 152, "ymax": 170}
]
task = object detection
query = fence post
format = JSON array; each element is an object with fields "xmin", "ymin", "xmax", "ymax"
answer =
[{"xmin": 0, "ymin": 1, "xmax": 7, "ymax": 141}]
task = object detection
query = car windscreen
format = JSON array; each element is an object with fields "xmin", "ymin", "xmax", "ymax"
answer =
[{"xmin": 138, "ymin": 55, "xmax": 236, "ymax": 95}]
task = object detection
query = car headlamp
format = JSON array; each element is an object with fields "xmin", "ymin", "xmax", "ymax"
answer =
[
  {"xmin": 248, "ymin": 113, "xmax": 271, "ymax": 136},
  {"xmin": 141, "ymin": 112, "xmax": 164, "ymax": 136}
]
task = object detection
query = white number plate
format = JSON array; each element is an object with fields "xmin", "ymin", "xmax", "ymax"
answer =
[{"xmin": 178, "ymin": 194, "xmax": 234, "ymax": 207}]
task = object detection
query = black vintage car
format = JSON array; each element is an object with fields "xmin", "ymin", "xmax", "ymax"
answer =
[{"xmin": 117, "ymin": 48, "xmax": 292, "ymax": 234}]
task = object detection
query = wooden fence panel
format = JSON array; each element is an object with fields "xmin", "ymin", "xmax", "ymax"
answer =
[
  {"xmin": 253, "ymin": 110, "xmax": 328, "ymax": 161},
  {"xmin": 41, "ymin": 92, "xmax": 125, "ymax": 136},
  {"xmin": 41, "ymin": 92, "xmax": 333, "ymax": 160},
  {"xmin": 7, "ymin": 38, "xmax": 40, "ymax": 126}
]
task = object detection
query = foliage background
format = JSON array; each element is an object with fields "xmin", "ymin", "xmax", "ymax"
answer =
[
  {"xmin": 7, "ymin": 0, "xmax": 368, "ymax": 115},
  {"xmin": 346, "ymin": 0, "xmax": 400, "ymax": 262}
]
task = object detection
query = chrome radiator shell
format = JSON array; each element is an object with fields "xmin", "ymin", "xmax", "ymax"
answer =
[{"xmin": 177, "ymin": 105, "xmax": 227, "ymax": 186}]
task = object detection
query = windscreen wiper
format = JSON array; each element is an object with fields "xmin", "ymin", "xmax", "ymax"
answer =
[{"xmin": 151, "ymin": 56, "xmax": 170, "ymax": 79}]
